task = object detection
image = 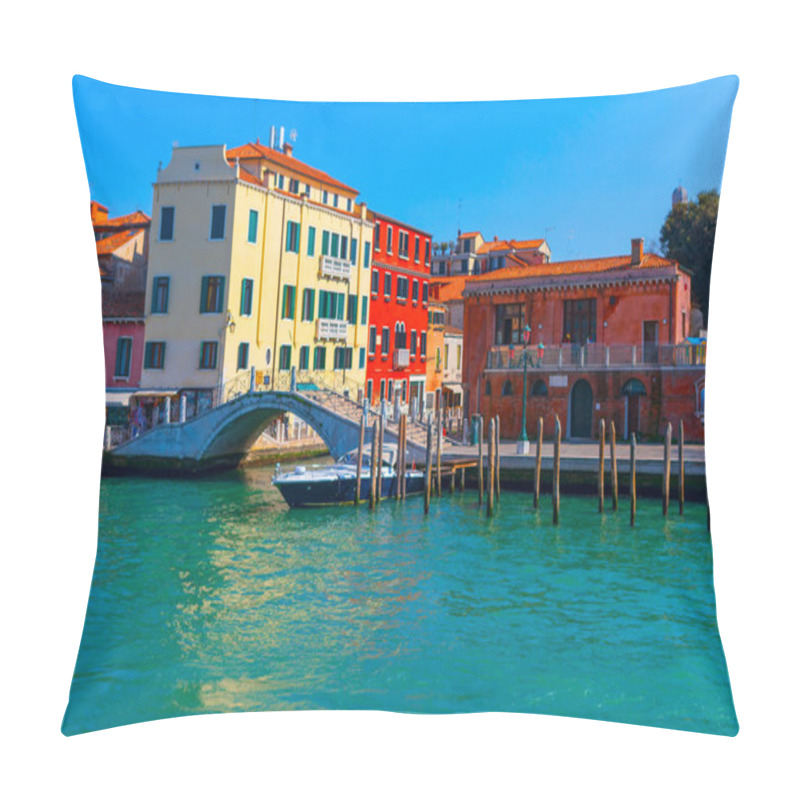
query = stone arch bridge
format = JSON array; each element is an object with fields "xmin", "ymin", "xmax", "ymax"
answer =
[{"xmin": 104, "ymin": 388, "xmax": 433, "ymax": 475}]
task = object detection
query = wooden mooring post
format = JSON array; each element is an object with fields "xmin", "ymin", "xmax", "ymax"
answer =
[
  {"xmin": 553, "ymin": 416, "xmax": 561, "ymax": 524},
  {"xmin": 424, "ymin": 422, "xmax": 433, "ymax": 515},
  {"xmin": 369, "ymin": 420, "xmax": 378, "ymax": 510},
  {"xmin": 376, "ymin": 413, "xmax": 384, "ymax": 505},
  {"xmin": 487, "ymin": 417, "xmax": 495, "ymax": 517},
  {"xmin": 494, "ymin": 415, "xmax": 501, "ymax": 500},
  {"xmin": 534, "ymin": 417, "xmax": 543, "ymax": 510},
  {"xmin": 478, "ymin": 416, "xmax": 485, "ymax": 505},
  {"xmin": 436, "ymin": 407, "xmax": 443, "ymax": 497},
  {"xmin": 630, "ymin": 433, "xmax": 637, "ymax": 527},
  {"xmin": 396, "ymin": 413, "xmax": 405, "ymax": 502},
  {"xmin": 610, "ymin": 420, "xmax": 619, "ymax": 512},
  {"xmin": 598, "ymin": 418, "xmax": 605, "ymax": 513},
  {"xmin": 355, "ymin": 411, "xmax": 365, "ymax": 506},
  {"xmin": 679, "ymin": 420, "xmax": 685, "ymax": 515},
  {"xmin": 663, "ymin": 422, "xmax": 672, "ymax": 517}
]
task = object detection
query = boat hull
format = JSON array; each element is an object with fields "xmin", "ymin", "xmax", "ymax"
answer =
[{"xmin": 274, "ymin": 472, "xmax": 425, "ymax": 508}]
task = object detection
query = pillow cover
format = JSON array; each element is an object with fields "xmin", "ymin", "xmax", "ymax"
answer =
[{"xmin": 64, "ymin": 75, "xmax": 738, "ymax": 736}]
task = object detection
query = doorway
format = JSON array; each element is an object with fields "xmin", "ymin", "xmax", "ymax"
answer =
[{"xmin": 569, "ymin": 379, "xmax": 593, "ymax": 439}]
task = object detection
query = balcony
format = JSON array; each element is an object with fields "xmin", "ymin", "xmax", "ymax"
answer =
[
  {"xmin": 320, "ymin": 255, "xmax": 352, "ymax": 281},
  {"xmin": 316, "ymin": 318, "xmax": 348, "ymax": 341},
  {"xmin": 486, "ymin": 342, "xmax": 707, "ymax": 370},
  {"xmin": 393, "ymin": 349, "xmax": 410, "ymax": 369}
]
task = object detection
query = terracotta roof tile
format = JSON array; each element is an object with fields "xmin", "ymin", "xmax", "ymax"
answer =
[
  {"xmin": 96, "ymin": 228, "xmax": 141, "ymax": 255},
  {"xmin": 227, "ymin": 142, "xmax": 358, "ymax": 195}
]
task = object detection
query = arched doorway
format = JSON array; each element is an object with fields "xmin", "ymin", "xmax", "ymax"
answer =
[
  {"xmin": 569, "ymin": 379, "xmax": 593, "ymax": 439},
  {"xmin": 622, "ymin": 379, "xmax": 647, "ymax": 439}
]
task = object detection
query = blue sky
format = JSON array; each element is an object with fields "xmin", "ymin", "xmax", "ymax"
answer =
[{"xmin": 73, "ymin": 75, "xmax": 737, "ymax": 262}]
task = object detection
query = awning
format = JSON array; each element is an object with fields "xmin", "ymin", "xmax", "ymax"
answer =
[
  {"xmin": 105, "ymin": 390, "xmax": 135, "ymax": 407},
  {"xmin": 442, "ymin": 383, "xmax": 463, "ymax": 394},
  {"xmin": 131, "ymin": 389, "xmax": 180, "ymax": 398}
]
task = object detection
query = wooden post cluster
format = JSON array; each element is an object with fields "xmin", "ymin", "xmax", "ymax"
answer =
[
  {"xmin": 369, "ymin": 420, "xmax": 378, "ymax": 509},
  {"xmin": 376, "ymin": 413, "xmax": 384, "ymax": 504},
  {"xmin": 494, "ymin": 415, "xmax": 501, "ymax": 500},
  {"xmin": 355, "ymin": 412, "xmax": 365, "ymax": 506},
  {"xmin": 396, "ymin": 413, "xmax": 406, "ymax": 501},
  {"xmin": 679, "ymin": 420, "xmax": 685, "ymax": 515},
  {"xmin": 630, "ymin": 433, "xmax": 637, "ymax": 526},
  {"xmin": 487, "ymin": 417, "xmax": 495, "ymax": 517},
  {"xmin": 553, "ymin": 416, "xmax": 561, "ymax": 524},
  {"xmin": 663, "ymin": 422, "xmax": 672, "ymax": 517},
  {"xmin": 534, "ymin": 417, "xmax": 543, "ymax": 509},
  {"xmin": 610, "ymin": 420, "xmax": 619, "ymax": 512},
  {"xmin": 478, "ymin": 416, "xmax": 485, "ymax": 505},
  {"xmin": 598, "ymin": 418, "xmax": 605, "ymax": 513}
]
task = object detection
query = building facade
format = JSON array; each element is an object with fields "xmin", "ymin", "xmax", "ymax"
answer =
[
  {"xmin": 463, "ymin": 239, "xmax": 704, "ymax": 442},
  {"xmin": 365, "ymin": 211, "xmax": 432, "ymax": 411},
  {"xmin": 139, "ymin": 140, "xmax": 374, "ymax": 418},
  {"xmin": 431, "ymin": 231, "xmax": 550, "ymax": 277}
]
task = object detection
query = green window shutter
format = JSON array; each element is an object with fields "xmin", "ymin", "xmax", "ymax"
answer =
[
  {"xmin": 307, "ymin": 226, "xmax": 316, "ymax": 256},
  {"xmin": 248, "ymin": 210, "xmax": 258, "ymax": 243},
  {"xmin": 361, "ymin": 295, "xmax": 367, "ymax": 325},
  {"xmin": 217, "ymin": 277, "xmax": 226, "ymax": 312},
  {"xmin": 322, "ymin": 230, "xmax": 330, "ymax": 256},
  {"xmin": 350, "ymin": 238, "xmax": 357, "ymax": 265},
  {"xmin": 308, "ymin": 289, "xmax": 315, "ymax": 321},
  {"xmin": 364, "ymin": 241, "xmax": 370, "ymax": 268},
  {"xmin": 200, "ymin": 276, "xmax": 209, "ymax": 313}
]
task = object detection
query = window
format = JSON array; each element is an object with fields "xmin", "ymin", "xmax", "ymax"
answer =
[
  {"xmin": 318, "ymin": 290, "xmax": 345, "ymax": 320},
  {"xmin": 422, "ymin": 282, "xmax": 429, "ymax": 304},
  {"xmin": 381, "ymin": 326, "xmax": 390, "ymax": 356},
  {"xmin": 323, "ymin": 190, "xmax": 328, "ymax": 204},
  {"xmin": 286, "ymin": 221, "xmax": 300, "ymax": 253},
  {"xmin": 461, "ymin": 259, "xmax": 468, "ymax": 273},
  {"xmin": 237, "ymin": 342, "xmax": 249, "ymax": 370},
  {"xmin": 359, "ymin": 347, "xmax": 365, "ymax": 369},
  {"xmin": 444, "ymin": 344, "xmax": 450, "ymax": 369},
  {"xmin": 347, "ymin": 198, "xmax": 353, "ymax": 212},
  {"xmin": 333, "ymin": 193, "xmax": 339, "ymax": 208},
  {"xmin": 388, "ymin": 380, "xmax": 394, "ymax": 402},
  {"xmin": 364, "ymin": 240, "xmax": 371, "ymax": 268},
  {"xmin": 313, "ymin": 345, "xmax": 326, "ymax": 370},
  {"xmin": 200, "ymin": 276, "xmax": 225, "ymax": 313},
  {"xmin": 457, "ymin": 344, "xmax": 462, "ymax": 369},
  {"xmin": 361, "ymin": 295, "xmax": 368, "ymax": 325},
  {"xmin": 302, "ymin": 288, "xmax": 315, "ymax": 321},
  {"xmin": 502, "ymin": 379, "xmax": 513, "ymax": 396},
  {"xmin": 276, "ymin": 174, "xmax": 285, "ymax": 190},
  {"xmin": 425, "ymin": 240, "xmax": 431, "ymax": 265},
  {"xmin": 350, "ymin": 237, "xmax": 357, "ymax": 265},
  {"xmin": 531, "ymin": 379, "xmax": 548, "ymax": 396},
  {"xmin": 331, "ymin": 233, "xmax": 340, "ymax": 259},
  {"xmin": 114, "ymin": 337, "xmax": 132, "ymax": 378},
  {"xmin": 337, "ymin": 235, "xmax": 346, "ymax": 261},
  {"xmin": 395, "ymin": 322, "xmax": 407, "ymax": 349},
  {"xmin": 386, "ymin": 226, "xmax": 393, "ymax": 253},
  {"xmin": 410, "ymin": 329, "xmax": 417, "ymax": 357},
  {"xmin": 281, "ymin": 285, "xmax": 296, "ymax": 319},
  {"xmin": 414, "ymin": 237, "xmax": 420, "ymax": 262},
  {"xmin": 347, "ymin": 294, "xmax": 357, "ymax": 325},
  {"xmin": 380, "ymin": 379, "xmax": 386, "ymax": 401},
  {"xmin": 248, "ymin": 209, "xmax": 258, "ymax": 243},
  {"xmin": 371, "ymin": 269, "xmax": 379, "ymax": 295},
  {"xmin": 384, "ymin": 272, "xmax": 392, "ymax": 299},
  {"xmin": 299, "ymin": 345, "xmax": 309, "ymax": 371},
  {"xmin": 307, "ymin": 226, "xmax": 316, "ymax": 256},
  {"xmin": 435, "ymin": 347, "xmax": 442, "ymax": 372},
  {"xmin": 279, "ymin": 345, "xmax": 291, "ymax": 371},
  {"xmin": 151, "ymin": 276, "xmax": 170, "ymax": 313},
  {"xmin": 240, "ymin": 278, "xmax": 254, "ymax": 316},
  {"xmin": 322, "ymin": 230, "xmax": 330, "ymax": 256},
  {"xmin": 398, "ymin": 230, "xmax": 409, "ymax": 258},
  {"xmin": 159, "ymin": 206, "xmax": 175, "ymax": 241},
  {"xmin": 563, "ymin": 298, "xmax": 597, "ymax": 344},
  {"xmin": 144, "ymin": 341, "xmax": 165, "ymax": 369},
  {"xmin": 485, "ymin": 379, "xmax": 492, "ymax": 395},
  {"xmin": 396, "ymin": 276, "xmax": 409, "ymax": 302},
  {"xmin": 366, "ymin": 379, "xmax": 373, "ymax": 402},
  {"xmin": 420, "ymin": 331, "xmax": 427, "ymax": 358},
  {"xmin": 209, "ymin": 204, "xmax": 226, "ymax": 240},
  {"xmin": 199, "ymin": 341, "xmax": 218, "ymax": 369},
  {"xmin": 412, "ymin": 280, "xmax": 419, "ymax": 304},
  {"xmin": 374, "ymin": 222, "xmax": 381, "ymax": 250},
  {"xmin": 289, "ymin": 178, "xmax": 299, "ymax": 194},
  {"xmin": 333, "ymin": 347, "xmax": 352, "ymax": 370},
  {"xmin": 368, "ymin": 326, "xmax": 377, "ymax": 356},
  {"xmin": 495, "ymin": 303, "xmax": 526, "ymax": 345}
]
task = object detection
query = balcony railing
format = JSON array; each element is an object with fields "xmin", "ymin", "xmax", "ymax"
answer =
[
  {"xmin": 320, "ymin": 255, "xmax": 352, "ymax": 281},
  {"xmin": 486, "ymin": 342, "xmax": 707, "ymax": 370},
  {"xmin": 316, "ymin": 318, "xmax": 348, "ymax": 341}
]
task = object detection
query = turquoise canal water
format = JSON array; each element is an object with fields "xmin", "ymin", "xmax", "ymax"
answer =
[{"xmin": 63, "ymin": 463, "xmax": 737, "ymax": 736}]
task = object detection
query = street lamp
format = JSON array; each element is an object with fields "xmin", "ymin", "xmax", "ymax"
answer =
[{"xmin": 517, "ymin": 324, "xmax": 532, "ymax": 454}]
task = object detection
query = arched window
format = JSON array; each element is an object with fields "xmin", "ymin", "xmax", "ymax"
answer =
[
  {"xmin": 531, "ymin": 379, "xmax": 548, "ymax": 396},
  {"xmin": 502, "ymin": 379, "xmax": 513, "ymax": 396},
  {"xmin": 485, "ymin": 379, "xmax": 492, "ymax": 395},
  {"xmin": 621, "ymin": 378, "xmax": 647, "ymax": 397}
]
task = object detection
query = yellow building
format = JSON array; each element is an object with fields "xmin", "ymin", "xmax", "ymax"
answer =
[{"xmin": 140, "ymin": 139, "xmax": 374, "ymax": 415}]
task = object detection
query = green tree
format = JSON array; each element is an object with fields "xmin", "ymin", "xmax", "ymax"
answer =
[{"xmin": 659, "ymin": 190, "xmax": 719, "ymax": 324}]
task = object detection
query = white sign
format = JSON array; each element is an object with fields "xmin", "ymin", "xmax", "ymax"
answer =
[{"xmin": 549, "ymin": 375, "xmax": 568, "ymax": 387}]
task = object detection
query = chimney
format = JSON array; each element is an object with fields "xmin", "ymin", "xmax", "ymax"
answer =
[
  {"xmin": 282, "ymin": 142, "xmax": 293, "ymax": 157},
  {"xmin": 631, "ymin": 237, "xmax": 644, "ymax": 266}
]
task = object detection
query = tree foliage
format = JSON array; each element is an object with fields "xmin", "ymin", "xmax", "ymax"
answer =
[{"xmin": 659, "ymin": 190, "xmax": 719, "ymax": 324}]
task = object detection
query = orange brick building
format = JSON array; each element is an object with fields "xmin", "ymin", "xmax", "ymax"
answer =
[{"xmin": 462, "ymin": 239, "xmax": 705, "ymax": 443}]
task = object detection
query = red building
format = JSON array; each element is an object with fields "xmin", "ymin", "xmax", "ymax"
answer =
[
  {"xmin": 463, "ymin": 238, "xmax": 706, "ymax": 443},
  {"xmin": 91, "ymin": 201, "xmax": 151, "ymax": 424},
  {"xmin": 365, "ymin": 211, "xmax": 432, "ymax": 411}
]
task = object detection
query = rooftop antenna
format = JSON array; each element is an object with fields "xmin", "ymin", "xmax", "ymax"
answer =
[{"xmin": 290, "ymin": 129, "xmax": 297, "ymax": 142}]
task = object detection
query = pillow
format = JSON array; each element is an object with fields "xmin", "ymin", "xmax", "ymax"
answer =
[{"xmin": 63, "ymin": 74, "xmax": 738, "ymax": 736}]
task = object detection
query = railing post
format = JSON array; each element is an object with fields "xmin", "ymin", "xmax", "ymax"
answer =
[
  {"xmin": 164, "ymin": 396, "xmax": 171, "ymax": 425},
  {"xmin": 104, "ymin": 425, "xmax": 112, "ymax": 451},
  {"xmin": 250, "ymin": 365, "xmax": 256, "ymax": 393},
  {"xmin": 558, "ymin": 347, "xmax": 563, "ymax": 367},
  {"xmin": 605, "ymin": 345, "xmax": 610, "ymax": 367},
  {"xmin": 179, "ymin": 395, "xmax": 187, "ymax": 423},
  {"xmin": 290, "ymin": 366, "xmax": 297, "ymax": 392},
  {"xmin": 632, "ymin": 345, "xmax": 637, "ymax": 366}
]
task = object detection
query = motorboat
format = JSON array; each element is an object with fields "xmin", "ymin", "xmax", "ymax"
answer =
[{"xmin": 272, "ymin": 444, "xmax": 425, "ymax": 507}]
